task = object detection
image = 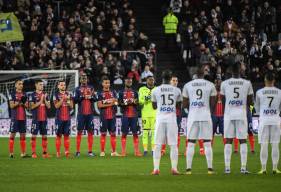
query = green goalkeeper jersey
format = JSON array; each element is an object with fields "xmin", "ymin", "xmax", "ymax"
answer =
[{"xmin": 138, "ymin": 85, "xmax": 156, "ymax": 118}]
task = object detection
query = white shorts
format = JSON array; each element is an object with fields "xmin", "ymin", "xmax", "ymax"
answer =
[
  {"xmin": 258, "ymin": 124, "xmax": 281, "ymax": 144},
  {"xmin": 154, "ymin": 120, "xmax": 178, "ymax": 146},
  {"xmin": 224, "ymin": 119, "xmax": 247, "ymax": 139},
  {"xmin": 186, "ymin": 121, "xmax": 213, "ymax": 140}
]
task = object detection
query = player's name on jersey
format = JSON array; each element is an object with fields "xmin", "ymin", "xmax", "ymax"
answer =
[
  {"xmin": 262, "ymin": 90, "xmax": 278, "ymax": 95},
  {"xmin": 160, "ymin": 87, "xmax": 174, "ymax": 92},
  {"xmin": 228, "ymin": 80, "xmax": 244, "ymax": 85},
  {"xmin": 191, "ymin": 82, "xmax": 207, "ymax": 86}
]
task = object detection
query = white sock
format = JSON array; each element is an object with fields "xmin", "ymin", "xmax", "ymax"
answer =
[
  {"xmin": 153, "ymin": 144, "xmax": 161, "ymax": 171},
  {"xmin": 272, "ymin": 143, "xmax": 280, "ymax": 170},
  {"xmin": 260, "ymin": 143, "xmax": 268, "ymax": 171},
  {"xmin": 170, "ymin": 145, "xmax": 178, "ymax": 170},
  {"xmin": 186, "ymin": 142, "xmax": 195, "ymax": 169},
  {"xmin": 204, "ymin": 142, "xmax": 213, "ymax": 169},
  {"xmin": 224, "ymin": 144, "xmax": 232, "ymax": 170},
  {"xmin": 240, "ymin": 143, "xmax": 248, "ymax": 170}
]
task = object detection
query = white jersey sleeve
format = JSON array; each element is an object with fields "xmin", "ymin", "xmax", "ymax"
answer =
[{"xmin": 255, "ymin": 87, "xmax": 281, "ymax": 125}]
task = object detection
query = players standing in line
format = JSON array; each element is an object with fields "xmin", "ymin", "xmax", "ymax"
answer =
[
  {"xmin": 53, "ymin": 80, "xmax": 74, "ymax": 158},
  {"xmin": 138, "ymin": 76, "xmax": 156, "ymax": 155},
  {"xmin": 161, "ymin": 75, "xmax": 182, "ymax": 155},
  {"xmin": 8, "ymin": 79, "xmax": 29, "ymax": 158},
  {"xmin": 73, "ymin": 74, "xmax": 96, "ymax": 157},
  {"xmin": 151, "ymin": 70, "xmax": 182, "ymax": 175},
  {"xmin": 221, "ymin": 63, "xmax": 254, "ymax": 174},
  {"xmin": 118, "ymin": 77, "xmax": 142, "ymax": 157},
  {"xmin": 212, "ymin": 78, "xmax": 225, "ymax": 145},
  {"xmin": 29, "ymin": 79, "xmax": 51, "ymax": 158},
  {"xmin": 97, "ymin": 76, "xmax": 120, "ymax": 157},
  {"xmin": 255, "ymin": 72, "xmax": 281, "ymax": 174},
  {"xmin": 182, "ymin": 66, "xmax": 217, "ymax": 174}
]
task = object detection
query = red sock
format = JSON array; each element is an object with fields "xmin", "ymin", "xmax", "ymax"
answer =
[
  {"xmin": 186, "ymin": 139, "xmax": 188, "ymax": 147},
  {"xmin": 20, "ymin": 136, "xmax": 26, "ymax": 154},
  {"xmin": 31, "ymin": 137, "xmax": 36, "ymax": 154},
  {"xmin": 133, "ymin": 134, "xmax": 140, "ymax": 153},
  {"xmin": 121, "ymin": 134, "xmax": 127, "ymax": 154},
  {"xmin": 249, "ymin": 134, "xmax": 255, "ymax": 151},
  {"xmin": 161, "ymin": 144, "xmax": 166, "ymax": 152},
  {"xmin": 64, "ymin": 135, "xmax": 70, "ymax": 153},
  {"xmin": 9, "ymin": 137, "xmax": 14, "ymax": 154},
  {"xmin": 199, "ymin": 139, "xmax": 204, "ymax": 149},
  {"xmin": 110, "ymin": 134, "xmax": 117, "ymax": 153},
  {"xmin": 177, "ymin": 133, "xmax": 180, "ymax": 148},
  {"xmin": 100, "ymin": 133, "xmax": 106, "ymax": 152},
  {"xmin": 42, "ymin": 137, "xmax": 48, "ymax": 153},
  {"xmin": 234, "ymin": 138, "xmax": 239, "ymax": 151},
  {"xmin": 76, "ymin": 133, "xmax": 82, "ymax": 152},
  {"xmin": 223, "ymin": 138, "xmax": 227, "ymax": 145},
  {"xmin": 56, "ymin": 136, "xmax": 61, "ymax": 154},
  {"xmin": 87, "ymin": 132, "xmax": 93, "ymax": 152}
]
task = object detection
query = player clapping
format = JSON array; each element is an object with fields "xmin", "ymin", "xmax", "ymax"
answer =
[{"xmin": 29, "ymin": 79, "xmax": 51, "ymax": 158}]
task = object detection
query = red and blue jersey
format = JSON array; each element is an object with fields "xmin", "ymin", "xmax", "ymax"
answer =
[
  {"xmin": 74, "ymin": 85, "xmax": 95, "ymax": 115},
  {"xmin": 53, "ymin": 91, "xmax": 72, "ymax": 121},
  {"xmin": 214, "ymin": 92, "xmax": 223, "ymax": 117},
  {"xmin": 29, "ymin": 91, "xmax": 49, "ymax": 121},
  {"xmin": 118, "ymin": 89, "xmax": 138, "ymax": 118},
  {"xmin": 8, "ymin": 91, "xmax": 27, "ymax": 121},
  {"xmin": 97, "ymin": 90, "xmax": 117, "ymax": 120}
]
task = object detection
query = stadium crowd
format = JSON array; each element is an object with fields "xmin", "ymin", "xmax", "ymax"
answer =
[
  {"xmin": 0, "ymin": 0, "xmax": 156, "ymax": 85},
  {"xmin": 170, "ymin": 0, "xmax": 281, "ymax": 82}
]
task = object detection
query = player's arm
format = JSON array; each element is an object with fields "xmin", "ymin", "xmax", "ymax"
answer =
[
  {"xmin": 118, "ymin": 91, "xmax": 125, "ymax": 106},
  {"xmin": 210, "ymin": 85, "xmax": 217, "ymax": 114},
  {"xmin": 68, "ymin": 94, "xmax": 74, "ymax": 109},
  {"xmin": 9, "ymin": 94, "xmax": 19, "ymax": 109},
  {"xmin": 220, "ymin": 82, "xmax": 226, "ymax": 112},
  {"xmin": 254, "ymin": 92, "xmax": 260, "ymax": 116},
  {"xmin": 151, "ymin": 89, "xmax": 157, "ymax": 109},
  {"xmin": 131, "ymin": 91, "xmax": 139, "ymax": 106},
  {"xmin": 73, "ymin": 88, "xmax": 82, "ymax": 104},
  {"xmin": 44, "ymin": 94, "xmax": 51, "ymax": 109},
  {"xmin": 247, "ymin": 83, "xmax": 254, "ymax": 107},
  {"xmin": 182, "ymin": 85, "xmax": 189, "ymax": 110},
  {"xmin": 138, "ymin": 87, "xmax": 145, "ymax": 106},
  {"xmin": 30, "ymin": 94, "xmax": 43, "ymax": 110},
  {"xmin": 53, "ymin": 94, "xmax": 63, "ymax": 109}
]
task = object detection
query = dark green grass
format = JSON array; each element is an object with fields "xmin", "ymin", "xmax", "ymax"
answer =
[{"xmin": 0, "ymin": 136, "xmax": 280, "ymax": 192}]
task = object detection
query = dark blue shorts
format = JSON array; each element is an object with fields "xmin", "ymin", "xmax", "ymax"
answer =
[
  {"xmin": 100, "ymin": 118, "xmax": 116, "ymax": 133},
  {"xmin": 77, "ymin": 114, "xmax": 94, "ymax": 131},
  {"xmin": 31, "ymin": 120, "xmax": 47, "ymax": 135},
  {"xmin": 212, "ymin": 115, "xmax": 224, "ymax": 135},
  {"xmin": 121, "ymin": 116, "xmax": 138, "ymax": 134},
  {"xmin": 247, "ymin": 113, "xmax": 253, "ymax": 134},
  {"xmin": 177, "ymin": 116, "xmax": 182, "ymax": 132},
  {"xmin": 55, "ymin": 120, "xmax": 71, "ymax": 136},
  {"xmin": 10, "ymin": 120, "xmax": 26, "ymax": 133}
]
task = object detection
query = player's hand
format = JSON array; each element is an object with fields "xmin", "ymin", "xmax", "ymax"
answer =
[
  {"xmin": 20, "ymin": 95, "xmax": 27, "ymax": 104},
  {"xmin": 145, "ymin": 95, "xmax": 151, "ymax": 101}
]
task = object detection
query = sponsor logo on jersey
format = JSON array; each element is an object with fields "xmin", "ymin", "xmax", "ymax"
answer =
[
  {"xmin": 263, "ymin": 109, "xmax": 277, "ymax": 115},
  {"xmin": 160, "ymin": 106, "xmax": 175, "ymax": 112},
  {"xmin": 191, "ymin": 101, "xmax": 205, "ymax": 107},
  {"xmin": 228, "ymin": 100, "xmax": 243, "ymax": 106}
]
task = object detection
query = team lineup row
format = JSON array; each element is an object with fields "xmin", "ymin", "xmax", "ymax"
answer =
[{"xmin": 7, "ymin": 64, "xmax": 281, "ymax": 175}]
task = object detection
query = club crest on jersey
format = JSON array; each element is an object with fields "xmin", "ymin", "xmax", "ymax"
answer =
[
  {"xmin": 160, "ymin": 106, "xmax": 174, "ymax": 112},
  {"xmin": 191, "ymin": 101, "xmax": 205, "ymax": 107},
  {"xmin": 229, "ymin": 100, "xmax": 243, "ymax": 106},
  {"xmin": 263, "ymin": 109, "xmax": 277, "ymax": 115}
]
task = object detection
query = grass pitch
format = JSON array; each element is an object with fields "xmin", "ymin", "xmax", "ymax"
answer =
[{"xmin": 0, "ymin": 136, "xmax": 280, "ymax": 192}]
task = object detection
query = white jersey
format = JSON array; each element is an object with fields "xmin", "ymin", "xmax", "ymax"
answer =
[
  {"xmin": 255, "ymin": 87, "xmax": 281, "ymax": 125},
  {"xmin": 221, "ymin": 77, "xmax": 253, "ymax": 120},
  {"xmin": 151, "ymin": 84, "xmax": 182, "ymax": 123},
  {"xmin": 182, "ymin": 79, "xmax": 216, "ymax": 121}
]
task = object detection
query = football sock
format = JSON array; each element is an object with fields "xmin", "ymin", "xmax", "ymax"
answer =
[
  {"xmin": 9, "ymin": 137, "xmax": 14, "ymax": 154},
  {"xmin": 186, "ymin": 142, "xmax": 195, "ymax": 169},
  {"xmin": 153, "ymin": 144, "xmax": 161, "ymax": 170},
  {"xmin": 42, "ymin": 137, "xmax": 48, "ymax": 153},
  {"xmin": 20, "ymin": 136, "xmax": 26, "ymax": 154},
  {"xmin": 249, "ymin": 134, "xmax": 255, "ymax": 151},
  {"xmin": 110, "ymin": 133, "xmax": 116, "ymax": 153},
  {"xmin": 133, "ymin": 134, "xmax": 140, "ymax": 153},
  {"xmin": 177, "ymin": 133, "xmax": 180, "ymax": 148},
  {"xmin": 204, "ymin": 142, "xmax": 213, "ymax": 169},
  {"xmin": 87, "ymin": 132, "xmax": 93, "ymax": 152},
  {"xmin": 64, "ymin": 135, "xmax": 70, "ymax": 153},
  {"xmin": 260, "ymin": 143, "xmax": 268, "ymax": 171},
  {"xmin": 151, "ymin": 130, "xmax": 155, "ymax": 151},
  {"xmin": 161, "ymin": 144, "xmax": 166, "ymax": 152},
  {"xmin": 234, "ymin": 138, "xmax": 239, "ymax": 151},
  {"xmin": 76, "ymin": 133, "xmax": 82, "ymax": 152},
  {"xmin": 142, "ymin": 130, "xmax": 149, "ymax": 151},
  {"xmin": 224, "ymin": 144, "xmax": 232, "ymax": 169},
  {"xmin": 199, "ymin": 139, "xmax": 204, "ymax": 150},
  {"xmin": 272, "ymin": 143, "xmax": 279, "ymax": 170},
  {"xmin": 240, "ymin": 143, "xmax": 248, "ymax": 169},
  {"xmin": 56, "ymin": 136, "xmax": 61, "ymax": 154},
  {"xmin": 170, "ymin": 145, "xmax": 178, "ymax": 170},
  {"xmin": 31, "ymin": 137, "xmax": 36, "ymax": 154},
  {"xmin": 121, "ymin": 134, "xmax": 127, "ymax": 153},
  {"xmin": 100, "ymin": 133, "xmax": 106, "ymax": 152},
  {"xmin": 223, "ymin": 138, "xmax": 227, "ymax": 145}
]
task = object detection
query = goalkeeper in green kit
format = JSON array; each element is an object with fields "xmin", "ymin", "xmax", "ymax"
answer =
[{"xmin": 138, "ymin": 76, "xmax": 156, "ymax": 156}]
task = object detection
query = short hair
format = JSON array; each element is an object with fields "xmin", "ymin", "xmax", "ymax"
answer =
[
  {"xmin": 57, "ymin": 79, "xmax": 65, "ymax": 85},
  {"xmin": 35, "ymin": 79, "xmax": 43, "ymax": 84},
  {"xmin": 265, "ymin": 71, "xmax": 275, "ymax": 82},
  {"xmin": 171, "ymin": 74, "xmax": 178, "ymax": 79},
  {"xmin": 14, "ymin": 79, "xmax": 23, "ymax": 84},
  {"xmin": 197, "ymin": 65, "xmax": 205, "ymax": 77},
  {"xmin": 162, "ymin": 70, "xmax": 172, "ymax": 81},
  {"xmin": 101, "ymin": 75, "xmax": 110, "ymax": 82},
  {"xmin": 231, "ymin": 62, "xmax": 241, "ymax": 75}
]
